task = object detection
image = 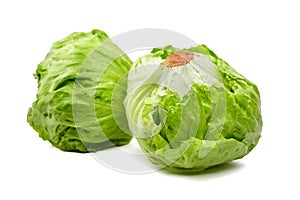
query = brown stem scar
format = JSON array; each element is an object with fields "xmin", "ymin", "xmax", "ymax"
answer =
[{"xmin": 161, "ymin": 51, "xmax": 194, "ymax": 68}]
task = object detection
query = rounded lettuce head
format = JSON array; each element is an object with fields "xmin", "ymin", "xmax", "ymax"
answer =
[
  {"xmin": 27, "ymin": 30, "xmax": 132, "ymax": 152},
  {"xmin": 124, "ymin": 45, "xmax": 262, "ymax": 172}
]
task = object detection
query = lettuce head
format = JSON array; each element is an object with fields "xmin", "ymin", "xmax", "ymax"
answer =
[
  {"xmin": 27, "ymin": 30, "xmax": 132, "ymax": 152},
  {"xmin": 124, "ymin": 45, "xmax": 262, "ymax": 172}
]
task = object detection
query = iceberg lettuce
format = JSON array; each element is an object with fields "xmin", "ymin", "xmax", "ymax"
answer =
[
  {"xmin": 124, "ymin": 45, "xmax": 262, "ymax": 172},
  {"xmin": 27, "ymin": 30, "xmax": 132, "ymax": 152}
]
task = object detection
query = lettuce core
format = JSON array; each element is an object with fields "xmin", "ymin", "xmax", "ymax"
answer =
[{"xmin": 161, "ymin": 51, "xmax": 194, "ymax": 67}]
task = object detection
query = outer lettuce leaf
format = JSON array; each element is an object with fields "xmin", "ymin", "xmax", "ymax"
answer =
[
  {"xmin": 153, "ymin": 137, "xmax": 247, "ymax": 172},
  {"xmin": 125, "ymin": 44, "xmax": 262, "ymax": 172},
  {"xmin": 27, "ymin": 30, "xmax": 132, "ymax": 152}
]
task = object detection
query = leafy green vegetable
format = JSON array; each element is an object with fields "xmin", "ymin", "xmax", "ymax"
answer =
[
  {"xmin": 124, "ymin": 45, "xmax": 262, "ymax": 172},
  {"xmin": 27, "ymin": 29, "xmax": 132, "ymax": 152}
]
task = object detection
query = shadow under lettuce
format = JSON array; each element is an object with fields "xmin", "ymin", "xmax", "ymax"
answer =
[{"xmin": 159, "ymin": 161, "xmax": 245, "ymax": 178}]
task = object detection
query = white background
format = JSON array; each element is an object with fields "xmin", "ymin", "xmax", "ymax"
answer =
[{"xmin": 1, "ymin": 0, "xmax": 299, "ymax": 199}]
